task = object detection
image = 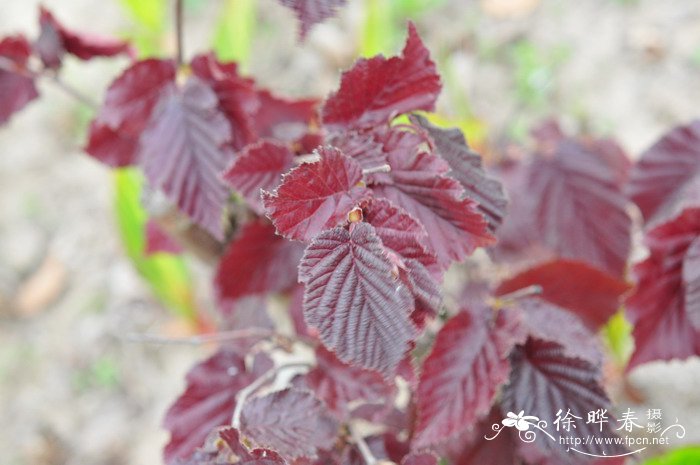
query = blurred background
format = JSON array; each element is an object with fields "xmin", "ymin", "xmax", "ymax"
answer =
[{"xmin": 1, "ymin": 0, "xmax": 699, "ymax": 464}]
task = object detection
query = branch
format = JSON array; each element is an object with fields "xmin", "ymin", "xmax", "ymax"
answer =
[
  {"xmin": 362, "ymin": 164, "xmax": 390, "ymax": 175},
  {"xmin": 175, "ymin": 0, "xmax": 184, "ymax": 67},
  {"xmin": 231, "ymin": 362, "xmax": 312, "ymax": 428},
  {"xmin": 350, "ymin": 422, "xmax": 378, "ymax": 465},
  {"xmin": 490, "ymin": 284, "xmax": 543, "ymax": 309},
  {"xmin": 122, "ymin": 327, "xmax": 277, "ymax": 346},
  {"xmin": 0, "ymin": 56, "xmax": 98, "ymax": 110}
]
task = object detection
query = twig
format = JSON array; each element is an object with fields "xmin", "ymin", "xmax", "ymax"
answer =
[
  {"xmin": 490, "ymin": 284, "xmax": 543, "ymax": 309},
  {"xmin": 122, "ymin": 327, "xmax": 276, "ymax": 346},
  {"xmin": 231, "ymin": 362, "xmax": 312, "ymax": 428},
  {"xmin": 350, "ymin": 422, "xmax": 377, "ymax": 465},
  {"xmin": 362, "ymin": 164, "xmax": 390, "ymax": 175},
  {"xmin": 175, "ymin": 0, "xmax": 184, "ymax": 67},
  {"xmin": 498, "ymin": 284, "xmax": 543, "ymax": 302},
  {"xmin": 48, "ymin": 73, "xmax": 98, "ymax": 109},
  {"xmin": 0, "ymin": 56, "xmax": 97, "ymax": 110}
]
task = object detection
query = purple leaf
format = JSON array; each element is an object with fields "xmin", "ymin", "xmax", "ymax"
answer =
[
  {"xmin": 0, "ymin": 35, "xmax": 39, "ymax": 125},
  {"xmin": 502, "ymin": 338, "xmax": 625, "ymax": 462},
  {"xmin": 36, "ymin": 6, "xmax": 132, "ymax": 69},
  {"xmin": 626, "ymin": 207, "xmax": 700, "ymax": 369},
  {"xmin": 240, "ymin": 388, "xmax": 339, "ymax": 458},
  {"xmin": 176, "ymin": 428, "xmax": 286, "ymax": 465},
  {"xmin": 413, "ymin": 307, "xmax": 524, "ymax": 447},
  {"xmin": 138, "ymin": 77, "xmax": 234, "ymax": 239},
  {"xmin": 495, "ymin": 126, "xmax": 632, "ymax": 276},
  {"xmin": 299, "ymin": 223, "xmax": 417, "ymax": 374},
  {"xmin": 370, "ymin": 133, "xmax": 494, "ymax": 268},
  {"xmin": 412, "ymin": 114, "xmax": 507, "ymax": 232},
  {"xmin": 627, "ymin": 120, "xmax": 700, "ymax": 224},
  {"xmin": 300, "ymin": 346, "xmax": 394, "ymax": 417},
  {"xmin": 163, "ymin": 349, "xmax": 273, "ymax": 464},
  {"xmin": 278, "ymin": 0, "xmax": 347, "ymax": 39}
]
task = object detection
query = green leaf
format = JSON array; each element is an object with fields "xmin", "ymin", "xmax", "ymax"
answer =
[
  {"xmin": 361, "ymin": 0, "xmax": 397, "ymax": 56},
  {"xmin": 601, "ymin": 309, "xmax": 633, "ymax": 367},
  {"xmin": 113, "ymin": 168, "xmax": 199, "ymax": 323},
  {"xmin": 120, "ymin": 0, "xmax": 166, "ymax": 31},
  {"xmin": 642, "ymin": 447, "xmax": 700, "ymax": 465},
  {"xmin": 213, "ymin": 0, "xmax": 256, "ymax": 66},
  {"xmin": 119, "ymin": 0, "xmax": 166, "ymax": 57}
]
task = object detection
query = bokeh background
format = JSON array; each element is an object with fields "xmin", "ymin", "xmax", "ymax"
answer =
[{"xmin": 1, "ymin": 0, "xmax": 699, "ymax": 464}]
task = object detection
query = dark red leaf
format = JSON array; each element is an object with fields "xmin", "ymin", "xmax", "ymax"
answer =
[
  {"xmin": 626, "ymin": 207, "xmax": 700, "ymax": 369},
  {"xmin": 145, "ymin": 217, "xmax": 183, "ymax": 255},
  {"xmin": 139, "ymin": 77, "xmax": 234, "ymax": 239},
  {"xmin": 299, "ymin": 223, "xmax": 417, "ymax": 374},
  {"xmin": 412, "ymin": 114, "xmax": 507, "ymax": 232},
  {"xmin": 84, "ymin": 120, "xmax": 138, "ymax": 167},
  {"xmin": 223, "ymin": 140, "xmax": 294, "ymax": 214},
  {"xmin": 191, "ymin": 53, "xmax": 318, "ymax": 148},
  {"xmin": 263, "ymin": 146, "xmax": 370, "ymax": 241},
  {"xmin": 278, "ymin": 0, "xmax": 347, "ymax": 38},
  {"xmin": 437, "ymin": 405, "xmax": 522, "ymax": 465},
  {"xmin": 413, "ymin": 307, "xmax": 525, "ymax": 447},
  {"xmin": 176, "ymin": 428, "xmax": 286, "ymax": 465},
  {"xmin": 495, "ymin": 259, "xmax": 630, "ymax": 330},
  {"xmin": 215, "ymin": 220, "xmax": 304, "ymax": 303},
  {"xmin": 36, "ymin": 6, "xmax": 132, "ymax": 68},
  {"xmin": 502, "ymin": 338, "xmax": 625, "ymax": 462},
  {"xmin": 327, "ymin": 128, "xmax": 388, "ymax": 171},
  {"xmin": 301, "ymin": 346, "xmax": 393, "ymax": 417},
  {"xmin": 363, "ymin": 198, "xmax": 442, "ymax": 318},
  {"xmin": 190, "ymin": 53, "xmax": 260, "ymax": 151},
  {"xmin": 0, "ymin": 35, "xmax": 39, "ymax": 125},
  {"xmin": 495, "ymin": 131, "xmax": 632, "ymax": 276},
  {"xmin": 627, "ymin": 120, "xmax": 700, "ymax": 224},
  {"xmin": 401, "ymin": 259, "xmax": 442, "ymax": 324},
  {"xmin": 684, "ymin": 238, "xmax": 700, "ymax": 330},
  {"xmin": 96, "ymin": 58, "xmax": 176, "ymax": 136},
  {"xmin": 252, "ymin": 89, "xmax": 318, "ymax": 142},
  {"xmin": 240, "ymin": 388, "xmax": 339, "ymax": 458},
  {"xmin": 370, "ymin": 132, "xmax": 494, "ymax": 268},
  {"xmin": 322, "ymin": 23, "xmax": 441, "ymax": 130},
  {"xmin": 363, "ymin": 198, "xmax": 434, "ymax": 267},
  {"xmin": 163, "ymin": 349, "xmax": 273, "ymax": 464},
  {"xmin": 36, "ymin": 7, "xmax": 134, "ymax": 68},
  {"xmin": 515, "ymin": 297, "xmax": 603, "ymax": 367}
]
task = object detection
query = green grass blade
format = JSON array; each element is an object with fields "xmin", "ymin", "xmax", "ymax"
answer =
[
  {"xmin": 113, "ymin": 168, "xmax": 199, "ymax": 323},
  {"xmin": 641, "ymin": 447, "xmax": 700, "ymax": 465},
  {"xmin": 601, "ymin": 309, "xmax": 634, "ymax": 367},
  {"xmin": 213, "ymin": 0, "xmax": 256, "ymax": 67}
]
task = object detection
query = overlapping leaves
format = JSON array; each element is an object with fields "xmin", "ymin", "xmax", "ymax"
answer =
[
  {"xmin": 413, "ymin": 306, "xmax": 524, "ymax": 447},
  {"xmin": 625, "ymin": 207, "xmax": 700, "ymax": 369},
  {"xmin": 163, "ymin": 348, "xmax": 273, "ymax": 464},
  {"xmin": 240, "ymin": 388, "xmax": 339, "ymax": 458}
]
